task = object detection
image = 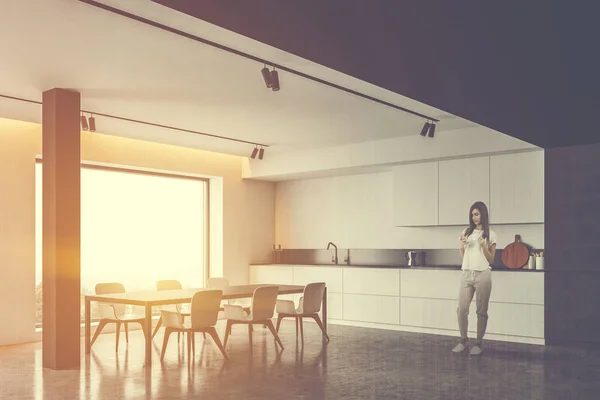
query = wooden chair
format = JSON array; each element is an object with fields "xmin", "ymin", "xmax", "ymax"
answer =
[
  {"xmin": 151, "ymin": 280, "xmax": 195, "ymax": 340},
  {"xmin": 207, "ymin": 277, "xmax": 251, "ymax": 313},
  {"xmin": 90, "ymin": 282, "xmax": 148, "ymax": 352},
  {"xmin": 207, "ymin": 277, "xmax": 254, "ymax": 335},
  {"xmin": 223, "ymin": 286, "xmax": 284, "ymax": 350},
  {"xmin": 275, "ymin": 282, "xmax": 329, "ymax": 342},
  {"xmin": 159, "ymin": 289, "xmax": 227, "ymax": 362}
]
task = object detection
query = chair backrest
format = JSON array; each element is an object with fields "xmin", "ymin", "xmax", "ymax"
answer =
[
  {"xmin": 95, "ymin": 282, "xmax": 126, "ymax": 318},
  {"xmin": 156, "ymin": 280, "xmax": 182, "ymax": 291},
  {"xmin": 302, "ymin": 282, "xmax": 326, "ymax": 314},
  {"xmin": 251, "ymin": 286, "xmax": 279, "ymax": 320},
  {"xmin": 206, "ymin": 277, "xmax": 230, "ymax": 289},
  {"xmin": 190, "ymin": 289, "xmax": 223, "ymax": 329},
  {"xmin": 156, "ymin": 280, "xmax": 184, "ymax": 312},
  {"xmin": 95, "ymin": 282, "xmax": 125, "ymax": 294}
]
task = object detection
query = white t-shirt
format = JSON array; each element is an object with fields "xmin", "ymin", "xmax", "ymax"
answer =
[{"xmin": 461, "ymin": 228, "xmax": 497, "ymax": 271}]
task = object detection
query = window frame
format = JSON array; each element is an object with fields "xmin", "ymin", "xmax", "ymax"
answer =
[{"xmin": 34, "ymin": 158, "xmax": 211, "ymax": 329}]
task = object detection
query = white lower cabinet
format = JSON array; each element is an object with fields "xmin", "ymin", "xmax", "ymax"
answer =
[
  {"xmin": 325, "ymin": 292, "xmax": 343, "ymax": 320},
  {"xmin": 486, "ymin": 302, "xmax": 544, "ymax": 338},
  {"xmin": 343, "ymin": 268, "xmax": 400, "ymax": 296},
  {"xmin": 249, "ymin": 265, "xmax": 294, "ymax": 285},
  {"xmin": 400, "ymin": 297, "xmax": 544, "ymax": 338},
  {"xmin": 489, "ymin": 272, "xmax": 544, "ymax": 305},
  {"xmin": 401, "ymin": 269, "xmax": 461, "ymax": 299},
  {"xmin": 401, "ymin": 297, "xmax": 460, "ymax": 330},
  {"xmin": 249, "ymin": 265, "xmax": 544, "ymax": 343},
  {"xmin": 343, "ymin": 294, "xmax": 400, "ymax": 325},
  {"xmin": 293, "ymin": 266, "xmax": 343, "ymax": 293}
]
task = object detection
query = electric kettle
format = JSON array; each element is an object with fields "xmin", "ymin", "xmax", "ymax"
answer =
[{"xmin": 405, "ymin": 251, "xmax": 426, "ymax": 266}]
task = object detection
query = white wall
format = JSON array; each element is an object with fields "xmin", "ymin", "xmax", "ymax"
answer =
[
  {"xmin": 0, "ymin": 117, "xmax": 275, "ymax": 346},
  {"xmin": 275, "ymin": 170, "xmax": 544, "ymax": 249}
]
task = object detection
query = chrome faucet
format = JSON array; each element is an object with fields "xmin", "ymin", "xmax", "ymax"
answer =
[
  {"xmin": 343, "ymin": 249, "xmax": 351, "ymax": 265},
  {"xmin": 327, "ymin": 242, "xmax": 338, "ymax": 264}
]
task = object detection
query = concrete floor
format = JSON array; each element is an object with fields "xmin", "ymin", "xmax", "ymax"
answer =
[{"xmin": 1, "ymin": 321, "xmax": 599, "ymax": 399}]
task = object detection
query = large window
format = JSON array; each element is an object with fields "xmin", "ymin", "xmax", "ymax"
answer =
[{"xmin": 35, "ymin": 162, "xmax": 208, "ymax": 326}]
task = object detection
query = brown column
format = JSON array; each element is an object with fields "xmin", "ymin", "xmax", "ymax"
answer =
[{"xmin": 42, "ymin": 88, "xmax": 81, "ymax": 370}]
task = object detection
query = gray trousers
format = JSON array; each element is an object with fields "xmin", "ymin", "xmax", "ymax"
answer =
[{"xmin": 457, "ymin": 269, "xmax": 492, "ymax": 344}]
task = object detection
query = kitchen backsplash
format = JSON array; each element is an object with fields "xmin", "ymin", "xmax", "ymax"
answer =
[{"xmin": 272, "ymin": 247, "xmax": 544, "ymax": 269}]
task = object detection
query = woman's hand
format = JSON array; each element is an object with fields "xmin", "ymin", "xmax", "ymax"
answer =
[
  {"xmin": 459, "ymin": 235, "xmax": 468, "ymax": 249},
  {"xmin": 459, "ymin": 234, "xmax": 468, "ymax": 259},
  {"xmin": 478, "ymin": 237, "xmax": 487, "ymax": 248}
]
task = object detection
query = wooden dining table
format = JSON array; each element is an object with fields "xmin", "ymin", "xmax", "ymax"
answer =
[{"xmin": 84, "ymin": 284, "xmax": 327, "ymax": 366}]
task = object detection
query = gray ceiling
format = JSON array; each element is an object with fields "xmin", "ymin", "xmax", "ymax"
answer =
[{"xmin": 152, "ymin": 0, "xmax": 599, "ymax": 149}]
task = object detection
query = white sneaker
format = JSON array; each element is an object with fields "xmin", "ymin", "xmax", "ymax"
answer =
[
  {"xmin": 469, "ymin": 345, "xmax": 483, "ymax": 356},
  {"xmin": 452, "ymin": 342, "xmax": 468, "ymax": 353}
]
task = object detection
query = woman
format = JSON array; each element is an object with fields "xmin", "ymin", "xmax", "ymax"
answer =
[{"xmin": 452, "ymin": 201, "xmax": 497, "ymax": 356}]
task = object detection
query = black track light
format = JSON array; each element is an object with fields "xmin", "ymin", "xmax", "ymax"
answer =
[
  {"xmin": 250, "ymin": 147, "xmax": 259, "ymax": 159},
  {"xmin": 261, "ymin": 66, "xmax": 273, "ymax": 88},
  {"xmin": 258, "ymin": 147, "xmax": 265, "ymax": 160},
  {"xmin": 427, "ymin": 123, "xmax": 436, "ymax": 138},
  {"xmin": 271, "ymin": 70, "xmax": 280, "ymax": 91},
  {"xmin": 88, "ymin": 114, "xmax": 96, "ymax": 132},
  {"xmin": 80, "ymin": 114, "xmax": 89, "ymax": 131},
  {"xmin": 420, "ymin": 121, "xmax": 430, "ymax": 137}
]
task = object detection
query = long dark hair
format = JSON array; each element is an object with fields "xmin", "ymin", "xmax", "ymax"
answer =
[{"xmin": 464, "ymin": 201, "xmax": 490, "ymax": 239}]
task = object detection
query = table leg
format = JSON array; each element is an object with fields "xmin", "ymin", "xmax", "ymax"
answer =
[
  {"xmin": 85, "ymin": 298, "xmax": 91, "ymax": 354},
  {"xmin": 145, "ymin": 304, "xmax": 152, "ymax": 367},
  {"xmin": 322, "ymin": 287, "xmax": 328, "ymax": 338}
]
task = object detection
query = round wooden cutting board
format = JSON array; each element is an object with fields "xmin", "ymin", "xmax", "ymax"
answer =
[{"xmin": 501, "ymin": 234, "xmax": 529, "ymax": 269}]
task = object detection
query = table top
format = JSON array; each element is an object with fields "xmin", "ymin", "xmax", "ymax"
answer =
[{"xmin": 85, "ymin": 284, "xmax": 306, "ymax": 306}]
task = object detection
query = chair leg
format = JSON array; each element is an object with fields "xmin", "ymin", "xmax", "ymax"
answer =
[
  {"xmin": 90, "ymin": 320, "xmax": 108, "ymax": 348},
  {"xmin": 124, "ymin": 322, "xmax": 129, "ymax": 343},
  {"xmin": 224, "ymin": 320, "xmax": 233, "ymax": 347},
  {"xmin": 177, "ymin": 315, "xmax": 183, "ymax": 344},
  {"xmin": 295, "ymin": 317, "xmax": 299, "ymax": 341},
  {"xmin": 276, "ymin": 314, "xmax": 284, "ymax": 332},
  {"xmin": 138, "ymin": 320, "xmax": 148, "ymax": 340},
  {"xmin": 115, "ymin": 322, "xmax": 121, "ymax": 352},
  {"xmin": 186, "ymin": 331, "xmax": 192, "ymax": 363},
  {"xmin": 160, "ymin": 327, "xmax": 173, "ymax": 361},
  {"xmin": 207, "ymin": 327, "xmax": 228, "ymax": 359},
  {"xmin": 192, "ymin": 332, "xmax": 195, "ymax": 355},
  {"xmin": 265, "ymin": 320, "xmax": 284, "ymax": 350},
  {"xmin": 299, "ymin": 316, "xmax": 304, "ymax": 344},
  {"xmin": 151, "ymin": 316, "xmax": 163, "ymax": 339},
  {"xmin": 248, "ymin": 324, "xmax": 253, "ymax": 345},
  {"xmin": 202, "ymin": 332, "xmax": 206, "ymax": 339},
  {"xmin": 312, "ymin": 315, "xmax": 330, "ymax": 342}
]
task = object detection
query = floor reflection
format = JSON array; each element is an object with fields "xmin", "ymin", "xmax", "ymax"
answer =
[{"xmin": 3, "ymin": 321, "xmax": 600, "ymax": 399}]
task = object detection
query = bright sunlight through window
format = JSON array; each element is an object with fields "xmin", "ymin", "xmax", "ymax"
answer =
[{"xmin": 35, "ymin": 163, "xmax": 207, "ymax": 326}]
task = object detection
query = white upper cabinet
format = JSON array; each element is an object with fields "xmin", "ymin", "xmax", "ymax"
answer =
[
  {"xmin": 490, "ymin": 151, "xmax": 544, "ymax": 224},
  {"xmin": 438, "ymin": 157, "xmax": 490, "ymax": 225},
  {"xmin": 392, "ymin": 151, "xmax": 544, "ymax": 227},
  {"xmin": 393, "ymin": 162, "xmax": 438, "ymax": 226}
]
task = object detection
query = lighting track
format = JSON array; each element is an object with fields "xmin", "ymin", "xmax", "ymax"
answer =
[
  {"xmin": 0, "ymin": 94, "xmax": 269, "ymax": 147},
  {"xmin": 76, "ymin": 0, "xmax": 439, "ymax": 123}
]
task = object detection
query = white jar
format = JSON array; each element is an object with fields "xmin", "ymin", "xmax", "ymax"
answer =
[
  {"xmin": 528, "ymin": 255, "xmax": 536, "ymax": 270},
  {"xmin": 536, "ymin": 257, "xmax": 544, "ymax": 270}
]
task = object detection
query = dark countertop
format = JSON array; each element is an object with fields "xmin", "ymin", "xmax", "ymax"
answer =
[{"xmin": 250, "ymin": 263, "xmax": 545, "ymax": 272}]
